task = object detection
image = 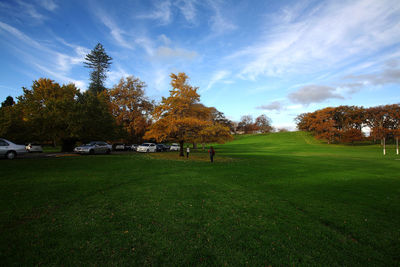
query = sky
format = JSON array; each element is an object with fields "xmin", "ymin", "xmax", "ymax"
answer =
[{"xmin": 1, "ymin": 0, "xmax": 400, "ymax": 130}]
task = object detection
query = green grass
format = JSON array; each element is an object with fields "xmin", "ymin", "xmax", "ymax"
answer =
[{"xmin": 1, "ymin": 132, "xmax": 399, "ymax": 266}]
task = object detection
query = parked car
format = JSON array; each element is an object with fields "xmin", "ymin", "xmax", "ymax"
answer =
[
  {"xmin": 113, "ymin": 143, "xmax": 127, "ymax": 151},
  {"xmin": 131, "ymin": 144, "xmax": 138, "ymax": 151},
  {"xmin": 25, "ymin": 143, "xmax": 43, "ymax": 153},
  {"xmin": 0, "ymin": 138, "xmax": 27, "ymax": 159},
  {"xmin": 156, "ymin": 144, "xmax": 167, "ymax": 152},
  {"xmin": 74, "ymin": 141, "xmax": 112, "ymax": 154},
  {"xmin": 137, "ymin": 143, "xmax": 157, "ymax": 153},
  {"xmin": 163, "ymin": 144, "xmax": 170, "ymax": 151},
  {"xmin": 170, "ymin": 143, "xmax": 180, "ymax": 151}
]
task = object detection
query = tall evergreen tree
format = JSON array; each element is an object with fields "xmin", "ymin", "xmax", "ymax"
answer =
[{"xmin": 84, "ymin": 43, "xmax": 112, "ymax": 94}]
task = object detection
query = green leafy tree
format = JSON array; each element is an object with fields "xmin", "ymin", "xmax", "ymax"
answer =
[
  {"xmin": 84, "ymin": 43, "xmax": 112, "ymax": 94},
  {"xmin": 72, "ymin": 91, "xmax": 117, "ymax": 143}
]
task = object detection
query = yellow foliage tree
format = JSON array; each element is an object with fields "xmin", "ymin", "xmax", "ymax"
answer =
[{"xmin": 144, "ymin": 73, "xmax": 210, "ymax": 156}]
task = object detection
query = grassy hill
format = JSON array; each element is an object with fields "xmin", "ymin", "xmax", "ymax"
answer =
[{"xmin": 0, "ymin": 132, "xmax": 399, "ymax": 265}]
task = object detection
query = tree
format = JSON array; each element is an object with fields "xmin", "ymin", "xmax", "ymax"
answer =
[
  {"xmin": 144, "ymin": 73, "xmax": 210, "ymax": 156},
  {"xmin": 72, "ymin": 91, "xmax": 118, "ymax": 144},
  {"xmin": 17, "ymin": 78, "xmax": 79, "ymax": 146},
  {"xmin": 84, "ymin": 43, "xmax": 112, "ymax": 94},
  {"xmin": 108, "ymin": 76, "xmax": 154, "ymax": 143},
  {"xmin": 1, "ymin": 96, "xmax": 15, "ymax": 107},
  {"xmin": 0, "ymin": 100, "xmax": 27, "ymax": 143},
  {"xmin": 255, "ymin": 114, "xmax": 273, "ymax": 133},
  {"xmin": 237, "ymin": 115, "xmax": 256, "ymax": 133}
]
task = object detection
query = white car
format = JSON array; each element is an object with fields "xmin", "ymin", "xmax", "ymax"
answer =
[
  {"xmin": 170, "ymin": 143, "xmax": 180, "ymax": 151},
  {"xmin": 0, "ymin": 138, "xmax": 27, "ymax": 159},
  {"xmin": 137, "ymin": 143, "xmax": 157, "ymax": 153}
]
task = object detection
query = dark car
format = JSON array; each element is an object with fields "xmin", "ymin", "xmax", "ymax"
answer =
[{"xmin": 156, "ymin": 144, "xmax": 166, "ymax": 152}]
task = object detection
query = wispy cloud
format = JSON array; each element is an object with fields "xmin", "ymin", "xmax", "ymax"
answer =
[
  {"xmin": 228, "ymin": 0, "xmax": 400, "ymax": 80},
  {"xmin": 137, "ymin": 0, "xmax": 172, "ymax": 25},
  {"xmin": 154, "ymin": 46, "xmax": 198, "ymax": 60},
  {"xmin": 204, "ymin": 70, "xmax": 230, "ymax": 92},
  {"xmin": 38, "ymin": 0, "xmax": 58, "ymax": 11},
  {"xmin": 95, "ymin": 10, "xmax": 133, "ymax": 49},
  {"xmin": 0, "ymin": 21, "xmax": 88, "ymax": 88},
  {"xmin": 207, "ymin": 0, "xmax": 236, "ymax": 35},
  {"xmin": 16, "ymin": 0, "xmax": 45, "ymax": 20},
  {"xmin": 176, "ymin": 0, "xmax": 197, "ymax": 24}
]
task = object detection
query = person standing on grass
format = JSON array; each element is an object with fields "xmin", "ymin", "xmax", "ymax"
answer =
[
  {"xmin": 186, "ymin": 146, "xmax": 190, "ymax": 158},
  {"xmin": 208, "ymin": 146, "xmax": 215, "ymax": 163}
]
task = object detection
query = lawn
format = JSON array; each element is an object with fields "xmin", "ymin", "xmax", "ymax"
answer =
[{"xmin": 0, "ymin": 132, "xmax": 399, "ymax": 266}]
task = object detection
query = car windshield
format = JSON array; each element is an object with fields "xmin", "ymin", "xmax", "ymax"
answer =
[
  {"xmin": 86, "ymin": 142, "xmax": 97, "ymax": 146},
  {"xmin": 141, "ymin": 143, "xmax": 150, "ymax": 147}
]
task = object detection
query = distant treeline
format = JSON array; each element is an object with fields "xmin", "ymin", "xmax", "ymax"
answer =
[{"xmin": 295, "ymin": 105, "xmax": 400, "ymax": 144}]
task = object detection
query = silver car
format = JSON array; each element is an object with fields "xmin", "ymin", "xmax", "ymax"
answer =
[
  {"xmin": 74, "ymin": 141, "xmax": 112, "ymax": 154},
  {"xmin": 0, "ymin": 138, "xmax": 27, "ymax": 159}
]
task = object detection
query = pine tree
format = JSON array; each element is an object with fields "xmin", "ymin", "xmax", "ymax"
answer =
[{"xmin": 84, "ymin": 43, "xmax": 112, "ymax": 94}]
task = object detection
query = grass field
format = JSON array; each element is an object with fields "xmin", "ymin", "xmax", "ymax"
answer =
[{"xmin": 1, "ymin": 132, "xmax": 399, "ymax": 266}]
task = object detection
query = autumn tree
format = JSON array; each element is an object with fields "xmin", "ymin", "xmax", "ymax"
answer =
[
  {"xmin": 144, "ymin": 73, "xmax": 210, "ymax": 156},
  {"xmin": 237, "ymin": 115, "xmax": 257, "ymax": 133},
  {"xmin": 196, "ymin": 107, "xmax": 233, "ymax": 150},
  {"xmin": 16, "ymin": 78, "xmax": 79, "ymax": 146},
  {"xmin": 84, "ymin": 43, "xmax": 112, "ymax": 94},
  {"xmin": 108, "ymin": 76, "xmax": 154, "ymax": 143},
  {"xmin": 255, "ymin": 114, "xmax": 273, "ymax": 133}
]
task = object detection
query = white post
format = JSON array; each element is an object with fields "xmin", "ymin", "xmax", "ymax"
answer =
[
  {"xmin": 383, "ymin": 137, "xmax": 386, "ymax": 155},
  {"xmin": 396, "ymin": 137, "xmax": 399, "ymax": 155}
]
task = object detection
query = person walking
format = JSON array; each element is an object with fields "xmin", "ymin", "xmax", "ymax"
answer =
[
  {"xmin": 208, "ymin": 146, "xmax": 215, "ymax": 163},
  {"xmin": 186, "ymin": 146, "xmax": 190, "ymax": 158}
]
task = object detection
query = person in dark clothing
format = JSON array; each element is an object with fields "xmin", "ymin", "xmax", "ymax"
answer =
[{"xmin": 208, "ymin": 146, "xmax": 215, "ymax": 163}]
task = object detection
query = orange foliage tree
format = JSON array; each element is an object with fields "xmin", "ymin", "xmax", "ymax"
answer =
[
  {"xmin": 108, "ymin": 76, "xmax": 154, "ymax": 143},
  {"xmin": 144, "ymin": 73, "xmax": 211, "ymax": 156}
]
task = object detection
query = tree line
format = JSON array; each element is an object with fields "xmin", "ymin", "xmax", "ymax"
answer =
[
  {"xmin": 295, "ymin": 105, "xmax": 400, "ymax": 144},
  {"xmin": 0, "ymin": 43, "xmax": 243, "ymax": 155}
]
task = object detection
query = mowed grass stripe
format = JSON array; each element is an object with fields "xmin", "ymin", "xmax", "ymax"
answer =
[{"xmin": 0, "ymin": 132, "xmax": 399, "ymax": 265}]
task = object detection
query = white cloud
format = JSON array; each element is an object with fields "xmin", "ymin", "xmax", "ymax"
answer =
[
  {"xmin": 38, "ymin": 0, "xmax": 58, "ymax": 11},
  {"xmin": 137, "ymin": 0, "xmax": 172, "ymax": 25},
  {"xmin": 207, "ymin": 0, "xmax": 236, "ymax": 35},
  {"xmin": 158, "ymin": 34, "xmax": 171, "ymax": 45},
  {"xmin": 204, "ymin": 70, "xmax": 230, "ymax": 92},
  {"xmin": 154, "ymin": 46, "xmax": 198, "ymax": 60},
  {"xmin": 16, "ymin": 0, "xmax": 44, "ymax": 20},
  {"xmin": 176, "ymin": 0, "xmax": 197, "ymax": 24},
  {"xmin": 257, "ymin": 101, "xmax": 284, "ymax": 111},
  {"xmin": 288, "ymin": 85, "xmax": 344, "ymax": 105},
  {"xmin": 229, "ymin": 0, "xmax": 400, "ymax": 80},
  {"xmin": 96, "ymin": 12, "xmax": 133, "ymax": 49}
]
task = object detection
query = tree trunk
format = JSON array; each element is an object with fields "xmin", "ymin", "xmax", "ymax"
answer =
[
  {"xmin": 179, "ymin": 140, "xmax": 184, "ymax": 157},
  {"xmin": 202, "ymin": 143, "xmax": 205, "ymax": 151},
  {"xmin": 192, "ymin": 142, "xmax": 197, "ymax": 149}
]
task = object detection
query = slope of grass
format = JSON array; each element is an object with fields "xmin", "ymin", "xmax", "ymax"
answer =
[{"xmin": 0, "ymin": 132, "xmax": 399, "ymax": 266}]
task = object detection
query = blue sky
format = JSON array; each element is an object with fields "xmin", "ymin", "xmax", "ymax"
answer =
[{"xmin": 1, "ymin": 0, "xmax": 400, "ymax": 129}]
